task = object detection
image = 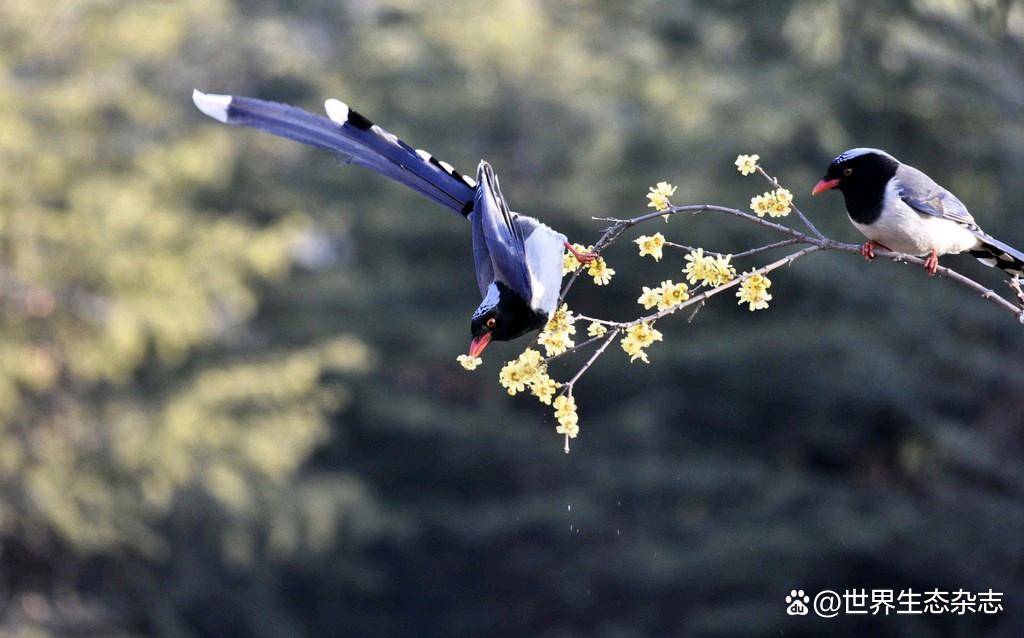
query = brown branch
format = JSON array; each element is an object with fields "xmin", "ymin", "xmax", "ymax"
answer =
[{"xmin": 584, "ymin": 204, "xmax": 1022, "ymax": 321}]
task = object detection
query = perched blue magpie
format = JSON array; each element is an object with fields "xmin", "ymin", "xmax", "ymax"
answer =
[
  {"xmin": 812, "ymin": 148, "xmax": 1024, "ymax": 278},
  {"xmin": 192, "ymin": 90, "xmax": 596, "ymax": 358}
]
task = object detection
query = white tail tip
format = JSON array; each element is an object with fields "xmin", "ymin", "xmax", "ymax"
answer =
[
  {"xmin": 192, "ymin": 89, "xmax": 232, "ymax": 123},
  {"xmin": 324, "ymin": 98, "xmax": 350, "ymax": 124}
]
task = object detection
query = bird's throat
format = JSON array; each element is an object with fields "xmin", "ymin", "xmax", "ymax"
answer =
[{"xmin": 841, "ymin": 187, "xmax": 884, "ymax": 225}]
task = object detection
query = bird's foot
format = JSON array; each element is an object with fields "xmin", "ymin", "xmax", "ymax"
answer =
[
  {"xmin": 860, "ymin": 240, "xmax": 890, "ymax": 261},
  {"xmin": 924, "ymin": 249, "xmax": 939, "ymax": 277},
  {"xmin": 564, "ymin": 241, "xmax": 598, "ymax": 264}
]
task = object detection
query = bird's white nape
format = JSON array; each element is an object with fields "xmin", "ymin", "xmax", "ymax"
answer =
[
  {"xmin": 324, "ymin": 98, "xmax": 350, "ymax": 125},
  {"xmin": 192, "ymin": 89, "xmax": 231, "ymax": 123}
]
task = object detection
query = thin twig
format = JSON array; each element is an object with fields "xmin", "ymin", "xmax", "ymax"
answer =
[
  {"xmin": 755, "ymin": 166, "xmax": 825, "ymax": 240},
  {"xmin": 666, "ymin": 237, "xmax": 801, "ymax": 260},
  {"xmin": 544, "ymin": 333, "xmax": 604, "ymax": 364},
  {"xmin": 730, "ymin": 237, "xmax": 802, "ymax": 259},
  {"xmin": 687, "ymin": 301, "xmax": 706, "ymax": 323},
  {"xmin": 558, "ymin": 328, "xmax": 621, "ymax": 393}
]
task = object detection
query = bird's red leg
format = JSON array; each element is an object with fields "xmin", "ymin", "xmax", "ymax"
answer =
[
  {"xmin": 924, "ymin": 248, "xmax": 939, "ymax": 276},
  {"xmin": 859, "ymin": 240, "xmax": 892, "ymax": 261},
  {"xmin": 564, "ymin": 241, "xmax": 598, "ymax": 264}
]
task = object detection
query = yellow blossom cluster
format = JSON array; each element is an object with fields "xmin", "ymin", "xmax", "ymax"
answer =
[
  {"xmin": 750, "ymin": 188, "xmax": 794, "ymax": 218},
  {"xmin": 634, "ymin": 232, "xmax": 666, "ymax": 261},
  {"xmin": 588, "ymin": 256, "xmax": 615, "ymax": 285},
  {"xmin": 736, "ymin": 272, "xmax": 773, "ymax": 311},
  {"xmin": 563, "ymin": 244, "xmax": 615, "ymax": 285},
  {"xmin": 620, "ymin": 321, "xmax": 663, "ymax": 364},
  {"xmin": 646, "ymin": 181, "xmax": 677, "ymax": 212},
  {"xmin": 683, "ymin": 248, "xmax": 736, "ymax": 287},
  {"xmin": 538, "ymin": 304, "xmax": 576, "ymax": 356},
  {"xmin": 498, "ymin": 348, "xmax": 561, "ymax": 403},
  {"xmin": 636, "ymin": 280, "xmax": 690, "ymax": 311},
  {"xmin": 553, "ymin": 394, "xmax": 579, "ymax": 439},
  {"xmin": 735, "ymin": 154, "xmax": 760, "ymax": 176},
  {"xmin": 586, "ymin": 322, "xmax": 608, "ymax": 337},
  {"xmin": 562, "ymin": 243, "xmax": 583, "ymax": 275},
  {"xmin": 456, "ymin": 354, "xmax": 482, "ymax": 370}
]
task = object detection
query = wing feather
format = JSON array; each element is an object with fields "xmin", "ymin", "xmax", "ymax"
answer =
[
  {"xmin": 894, "ymin": 164, "xmax": 977, "ymax": 229},
  {"xmin": 472, "ymin": 161, "xmax": 532, "ymax": 301}
]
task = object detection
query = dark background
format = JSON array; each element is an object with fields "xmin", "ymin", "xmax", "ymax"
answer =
[{"xmin": 2, "ymin": 1, "xmax": 1023, "ymax": 636}]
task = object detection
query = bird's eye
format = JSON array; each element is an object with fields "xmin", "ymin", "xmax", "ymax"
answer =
[
  {"xmin": 486, "ymin": 317, "xmax": 496, "ymax": 329},
  {"xmin": 843, "ymin": 168, "xmax": 853, "ymax": 176}
]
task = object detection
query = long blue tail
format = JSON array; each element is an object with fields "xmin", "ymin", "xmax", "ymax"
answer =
[{"xmin": 192, "ymin": 89, "xmax": 476, "ymax": 216}]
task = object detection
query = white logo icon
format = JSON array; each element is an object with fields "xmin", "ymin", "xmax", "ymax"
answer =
[{"xmin": 786, "ymin": 589, "xmax": 810, "ymax": 615}]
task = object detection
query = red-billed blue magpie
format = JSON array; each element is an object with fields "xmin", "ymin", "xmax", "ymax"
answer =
[
  {"xmin": 812, "ymin": 148, "xmax": 1024, "ymax": 278},
  {"xmin": 192, "ymin": 90, "xmax": 596, "ymax": 358}
]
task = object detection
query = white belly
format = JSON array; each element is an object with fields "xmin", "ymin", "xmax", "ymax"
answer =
[{"xmin": 851, "ymin": 198, "xmax": 979, "ymax": 257}]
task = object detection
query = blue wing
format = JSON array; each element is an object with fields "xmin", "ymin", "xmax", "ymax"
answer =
[
  {"xmin": 894, "ymin": 164, "xmax": 977, "ymax": 229},
  {"xmin": 472, "ymin": 161, "xmax": 532, "ymax": 301}
]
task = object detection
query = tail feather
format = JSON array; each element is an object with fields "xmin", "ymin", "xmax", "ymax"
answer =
[
  {"xmin": 969, "ymin": 231, "xmax": 1024, "ymax": 278},
  {"xmin": 192, "ymin": 89, "xmax": 476, "ymax": 216}
]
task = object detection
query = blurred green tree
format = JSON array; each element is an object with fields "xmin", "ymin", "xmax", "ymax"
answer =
[{"xmin": 0, "ymin": 0, "xmax": 1022, "ymax": 636}]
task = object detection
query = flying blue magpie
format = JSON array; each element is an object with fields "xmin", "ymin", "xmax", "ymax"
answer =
[
  {"xmin": 192, "ymin": 90, "xmax": 596, "ymax": 358},
  {"xmin": 812, "ymin": 148, "xmax": 1024, "ymax": 278}
]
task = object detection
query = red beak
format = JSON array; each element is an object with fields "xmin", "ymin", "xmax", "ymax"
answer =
[
  {"xmin": 468, "ymin": 332, "xmax": 492, "ymax": 358},
  {"xmin": 812, "ymin": 178, "xmax": 841, "ymax": 196}
]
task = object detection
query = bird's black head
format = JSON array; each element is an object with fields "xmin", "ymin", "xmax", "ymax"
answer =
[
  {"xmin": 812, "ymin": 148, "xmax": 900, "ymax": 224},
  {"xmin": 468, "ymin": 282, "xmax": 548, "ymax": 357}
]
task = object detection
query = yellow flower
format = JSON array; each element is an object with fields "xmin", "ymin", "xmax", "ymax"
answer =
[
  {"xmin": 708, "ymin": 254, "xmax": 736, "ymax": 286},
  {"xmin": 659, "ymin": 280, "xmax": 690, "ymax": 309},
  {"xmin": 530, "ymin": 373, "xmax": 560, "ymax": 405},
  {"xmin": 637, "ymin": 285, "xmax": 662, "ymax": 310},
  {"xmin": 646, "ymin": 181, "xmax": 677, "ymax": 212},
  {"xmin": 620, "ymin": 335, "xmax": 649, "ymax": 363},
  {"xmin": 539, "ymin": 329, "xmax": 574, "ymax": 356},
  {"xmin": 735, "ymin": 154, "xmax": 760, "ymax": 176},
  {"xmin": 683, "ymin": 248, "xmax": 713, "ymax": 285},
  {"xmin": 736, "ymin": 272, "xmax": 773, "ymax": 311},
  {"xmin": 538, "ymin": 304, "xmax": 576, "ymax": 356},
  {"xmin": 770, "ymin": 188, "xmax": 793, "ymax": 217},
  {"xmin": 498, "ymin": 359, "xmax": 528, "ymax": 395},
  {"xmin": 685, "ymin": 249, "xmax": 736, "ymax": 287},
  {"xmin": 553, "ymin": 394, "xmax": 579, "ymax": 438},
  {"xmin": 588, "ymin": 257, "xmax": 615, "ymax": 285},
  {"xmin": 751, "ymin": 189, "xmax": 793, "ymax": 218},
  {"xmin": 628, "ymin": 322, "xmax": 663, "ymax": 347},
  {"xmin": 586, "ymin": 322, "xmax": 608, "ymax": 337},
  {"xmin": 498, "ymin": 348, "xmax": 545, "ymax": 395},
  {"xmin": 456, "ymin": 354, "xmax": 482, "ymax": 370},
  {"xmin": 635, "ymin": 233, "xmax": 666, "ymax": 261},
  {"xmin": 620, "ymin": 322, "xmax": 663, "ymax": 363},
  {"xmin": 546, "ymin": 304, "xmax": 576, "ymax": 335},
  {"xmin": 562, "ymin": 243, "xmax": 591, "ymax": 275},
  {"xmin": 750, "ymin": 193, "xmax": 773, "ymax": 217}
]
